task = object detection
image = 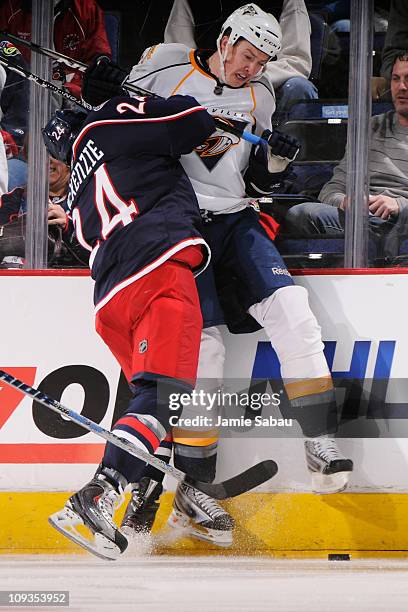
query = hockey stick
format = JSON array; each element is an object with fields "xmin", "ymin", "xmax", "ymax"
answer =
[
  {"xmin": 0, "ymin": 33, "xmax": 269, "ymax": 148},
  {"xmin": 0, "ymin": 55, "xmax": 93, "ymax": 110},
  {"xmin": 0, "ymin": 369, "xmax": 278, "ymax": 499},
  {"xmin": 0, "ymin": 31, "xmax": 159, "ymax": 100},
  {"xmin": 0, "ymin": 30, "xmax": 91, "ymax": 74}
]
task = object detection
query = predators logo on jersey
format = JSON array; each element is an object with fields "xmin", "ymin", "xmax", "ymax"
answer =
[{"xmin": 194, "ymin": 117, "xmax": 248, "ymax": 171}]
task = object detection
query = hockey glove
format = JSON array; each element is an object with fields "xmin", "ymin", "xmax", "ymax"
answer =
[
  {"xmin": 261, "ymin": 129, "xmax": 300, "ymax": 172},
  {"xmin": 81, "ymin": 56, "xmax": 129, "ymax": 108},
  {"xmin": 244, "ymin": 129, "xmax": 300, "ymax": 197}
]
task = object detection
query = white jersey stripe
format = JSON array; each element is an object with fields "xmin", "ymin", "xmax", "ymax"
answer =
[{"xmin": 94, "ymin": 237, "xmax": 211, "ymax": 314}]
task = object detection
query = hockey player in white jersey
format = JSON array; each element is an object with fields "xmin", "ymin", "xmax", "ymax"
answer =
[{"xmin": 82, "ymin": 3, "xmax": 353, "ymax": 548}]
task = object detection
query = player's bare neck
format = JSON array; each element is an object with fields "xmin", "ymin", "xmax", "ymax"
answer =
[{"xmin": 207, "ymin": 52, "xmax": 221, "ymax": 80}]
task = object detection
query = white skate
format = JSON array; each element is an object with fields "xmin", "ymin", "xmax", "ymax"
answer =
[
  {"xmin": 305, "ymin": 439, "xmax": 353, "ymax": 494},
  {"xmin": 49, "ymin": 473, "xmax": 127, "ymax": 560},
  {"xmin": 167, "ymin": 481, "xmax": 234, "ymax": 547}
]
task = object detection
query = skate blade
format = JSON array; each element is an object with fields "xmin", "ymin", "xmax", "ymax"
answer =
[
  {"xmin": 48, "ymin": 506, "xmax": 124, "ymax": 561},
  {"xmin": 167, "ymin": 509, "xmax": 233, "ymax": 547},
  {"xmin": 311, "ymin": 471, "xmax": 350, "ymax": 494}
]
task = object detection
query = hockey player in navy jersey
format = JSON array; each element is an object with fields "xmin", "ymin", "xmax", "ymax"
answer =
[
  {"xmin": 42, "ymin": 93, "xmax": 216, "ymax": 559},
  {"xmin": 82, "ymin": 3, "xmax": 353, "ymax": 548}
]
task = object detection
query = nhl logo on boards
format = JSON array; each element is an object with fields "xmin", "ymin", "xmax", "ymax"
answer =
[{"xmin": 139, "ymin": 339, "xmax": 148, "ymax": 354}]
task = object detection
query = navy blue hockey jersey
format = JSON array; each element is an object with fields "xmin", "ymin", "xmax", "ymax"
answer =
[{"xmin": 67, "ymin": 94, "xmax": 215, "ymax": 311}]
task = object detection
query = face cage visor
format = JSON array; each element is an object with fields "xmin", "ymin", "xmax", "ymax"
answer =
[{"xmin": 42, "ymin": 111, "xmax": 86, "ymax": 164}]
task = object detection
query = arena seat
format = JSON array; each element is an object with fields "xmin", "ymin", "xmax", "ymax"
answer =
[
  {"xmin": 285, "ymin": 99, "xmax": 394, "ymax": 121},
  {"xmin": 104, "ymin": 11, "xmax": 121, "ymax": 63},
  {"xmin": 283, "ymin": 118, "xmax": 347, "ymax": 162},
  {"xmin": 268, "ymin": 119, "xmax": 381, "ymax": 267},
  {"xmin": 278, "ymin": 118, "xmax": 347, "ymax": 197}
]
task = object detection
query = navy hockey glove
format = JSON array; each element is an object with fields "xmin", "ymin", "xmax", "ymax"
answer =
[
  {"xmin": 81, "ymin": 56, "xmax": 129, "ymax": 108},
  {"xmin": 244, "ymin": 129, "xmax": 300, "ymax": 197},
  {"xmin": 260, "ymin": 129, "xmax": 300, "ymax": 172}
]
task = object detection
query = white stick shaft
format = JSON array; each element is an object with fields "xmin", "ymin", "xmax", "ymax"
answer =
[{"xmin": 0, "ymin": 370, "xmax": 185, "ymax": 482}]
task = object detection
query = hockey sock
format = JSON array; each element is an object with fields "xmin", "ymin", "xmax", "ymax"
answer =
[
  {"xmin": 139, "ymin": 433, "xmax": 173, "ymax": 484},
  {"xmin": 248, "ymin": 285, "xmax": 338, "ymax": 437},
  {"xmin": 173, "ymin": 434, "xmax": 218, "ymax": 482},
  {"xmin": 103, "ymin": 380, "xmax": 178, "ymax": 484},
  {"xmin": 171, "ymin": 326, "xmax": 224, "ymax": 482},
  {"xmin": 287, "ymin": 386, "xmax": 338, "ymax": 437}
]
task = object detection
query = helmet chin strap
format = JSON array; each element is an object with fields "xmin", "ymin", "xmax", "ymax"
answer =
[
  {"xmin": 215, "ymin": 34, "xmax": 268, "ymax": 92},
  {"xmin": 254, "ymin": 64, "xmax": 267, "ymax": 79},
  {"xmin": 216, "ymin": 35, "xmax": 229, "ymax": 87}
]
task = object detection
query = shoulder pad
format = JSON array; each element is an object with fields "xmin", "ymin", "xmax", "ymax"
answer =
[
  {"xmin": 138, "ymin": 43, "xmax": 192, "ymax": 68},
  {"xmin": 253, "ymin": 73, "xmax": 275, "ymax": 97}
]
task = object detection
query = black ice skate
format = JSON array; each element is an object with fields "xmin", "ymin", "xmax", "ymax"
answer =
[
  {"xmin": 48, "ymin": 471, "xmax": 128, "ymax": 560},
  {"xmin": 167, "ymin": 481, "xmax": 234, "ymax": 547},
  {"xmin": 120, "ymin": 477, "xmax": 163, "ymax": 538},
  {"xmin": 305, "ymin": 439, "xmax": 353, "ymax": 494}
]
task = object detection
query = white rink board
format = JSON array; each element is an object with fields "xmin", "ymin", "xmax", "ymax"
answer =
[{"xmin": 0, "ymin": 271, "xmax": 408, "ymax": 492}]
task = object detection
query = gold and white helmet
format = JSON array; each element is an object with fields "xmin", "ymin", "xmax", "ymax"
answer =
[{"xmin": 217, "ymin": 3, "xmax": 282, "ymax": 67}]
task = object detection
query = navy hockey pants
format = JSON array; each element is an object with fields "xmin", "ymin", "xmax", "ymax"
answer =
[{"xmin": 196, "ymin": 207, "xmax": 294, "ymax": 329}]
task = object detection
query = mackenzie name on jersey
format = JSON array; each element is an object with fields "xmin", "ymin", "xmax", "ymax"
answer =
[
  {"xmin": 68, "ymin": 139, "xmax": 104, "ymax": 208},
  {"xmin": 66, "ymin": 94, "xmax": 215, "ymax": 311}
]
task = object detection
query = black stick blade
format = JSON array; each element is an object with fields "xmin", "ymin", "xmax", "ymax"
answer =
[{"xmin": 186, "ymin": 459, "xmax": 278, "ymax": 500}]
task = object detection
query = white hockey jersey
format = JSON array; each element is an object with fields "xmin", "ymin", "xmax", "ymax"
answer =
[{"xmin": 128, "ymin": 44, "xmax": 276, "ymax": 214}]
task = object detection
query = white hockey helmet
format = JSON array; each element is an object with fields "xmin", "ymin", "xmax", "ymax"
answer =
[{"xmin": 217, "ymin": 3, "xmax": 282, "ymax": 61}]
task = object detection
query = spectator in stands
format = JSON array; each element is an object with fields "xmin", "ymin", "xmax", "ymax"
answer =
[
  {"xmin": 0, "ymin": 129, "xmax": 7, "ymax": 196},
  {"xmin": 0, "ymin": 40, "xmax": 28, "ymax": 148},
  {"xmin": 0, "ymin": 0, "xmax": 112, "ymax": 98},
  {"xmin": 2, "ymin": 154, "xmax": 70, "ymax": 215},
  {"xmin": 372, "ymin": 0, "xmax": 408, "ymax": 100},
  {"xmin": 323, "ymin": 0, "xmax": 389, "ymax": 33},
  {"xmin": 48, "ymin": 155, "xmax": 70, "ymax": 215},
  {"xmin": 282, "ymin": 51, "xmax": 408, "ymax": 260},
  {"xmin": 0, "ymin": 154, "xmax": 87, "ymax": 268},
  {"xmin": 0, "ymin": 40, "xmax": 29, "ymax": 200},
  {"xmin": 164, "ymin": 0, "xmax": 317, "ymax": 117}
]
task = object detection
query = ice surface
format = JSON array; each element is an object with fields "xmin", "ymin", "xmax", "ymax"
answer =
[{"xmin": 1, "ymin": 555, "xmax": 408, "ymax": 611}]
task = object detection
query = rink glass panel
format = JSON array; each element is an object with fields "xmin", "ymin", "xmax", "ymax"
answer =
[{"xmin": 15, "ymin": 2, "xmax": 383, "ymax": 271}]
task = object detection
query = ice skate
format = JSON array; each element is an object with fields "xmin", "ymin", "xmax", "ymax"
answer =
[
  {"xmin": 305, "ymin": 439, "xmax": 353, "ymax": 494},
  {"xmin": 167, "ymin": 481, "xmax": 234, "ymax": 547},
  {"xmin": 120, "ymin": 477, "xmax": 163, "ymax": 538},
  {"xmin": 49, "ymin": 472, "xmax": 127, "ymax": 561}
]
